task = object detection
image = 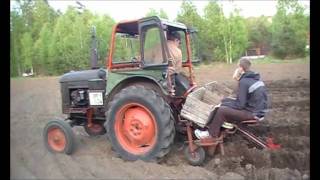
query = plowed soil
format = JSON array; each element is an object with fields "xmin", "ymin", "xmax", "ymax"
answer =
[{"xmin": 11, "ymin": 62, "xmax": 309, "ymax": 180}]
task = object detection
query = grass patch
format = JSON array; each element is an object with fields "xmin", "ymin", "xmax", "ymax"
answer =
[
  {"xmin": 10, "ymin": 75, "xmax": 57, "ymax": 80},
  {"xmin": 193, "ymin": 55, "xmax": 309, "ymax": 68},
  {"xmin": 250, "ymin": 56, "xmax": 310, "ymax": 64},
  {"xmin": 10, "ymin": 77, "xmax": 28, "ymax": 81},
  {"xmin": 193, "ymin": 61, "xmax": 234, "ymax": 70}
]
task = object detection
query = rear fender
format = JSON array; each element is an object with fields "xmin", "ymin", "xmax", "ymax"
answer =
[{"xmin": 105, "ymin": 75, "xmax": 168, "ymax": 104}]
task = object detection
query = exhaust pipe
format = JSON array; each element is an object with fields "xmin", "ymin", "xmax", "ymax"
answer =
[{"xmin": 91, "ymin": 26, "xmax": 98, "ymax": 69}]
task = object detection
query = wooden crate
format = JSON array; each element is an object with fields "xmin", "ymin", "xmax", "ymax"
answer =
[{"xmin": 180, "ymin": 81, "xmax": 233, "ymax": 127}]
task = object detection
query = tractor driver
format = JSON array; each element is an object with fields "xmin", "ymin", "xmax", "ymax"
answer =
[
  {"xmin": 143, "ymin": 30, "xmax": 191, "ymax": 96},
  {"xmin": 166, "ymin": 31, "xmax": 193, "ymax": 96},
  {"xmin": 166, "ymin": 31, "xmax": 183, "ymax": 74},
  {"xmin": 195, "ymin": 58, "xmax": 269, "ymax": 140},
  {"xmin": 143, "ymin": 31, "xmax": 183, "ymax": 74}
]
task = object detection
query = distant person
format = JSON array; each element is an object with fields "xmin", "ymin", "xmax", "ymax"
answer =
[{"xmin": 195, "ymin": 58, "xmax": 269, "ymax": 139}]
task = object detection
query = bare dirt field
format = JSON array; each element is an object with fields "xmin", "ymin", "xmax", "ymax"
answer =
[{"xmin": 11, "ymin": 62, "xmax": 309, "ymax": 180}]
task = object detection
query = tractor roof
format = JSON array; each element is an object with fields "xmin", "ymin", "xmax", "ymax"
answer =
[
  {"xmin": 140, "ymin": 16, "xmax": 187, "ymax": 30},
  {"xmin": 116, "ymin": 16, "xmax": 188, "ymax": 35}
]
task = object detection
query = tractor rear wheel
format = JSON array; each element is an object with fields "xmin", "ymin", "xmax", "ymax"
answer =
[
  {"xmin": 105, "ymin": 85, "xmax": 175, "ymax": 161},
  {"xmin": 43, "ymin": 120, "xmax": 75, "ymax": 154}
]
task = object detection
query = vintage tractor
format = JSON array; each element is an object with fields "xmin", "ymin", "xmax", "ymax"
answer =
[
  {"xmin": 43, "ymin": 16, "xmax": 279, "ymax": 165},
  {"xmin": 43, "ymin": 16, "xmax": 200, "ymax": 162}
]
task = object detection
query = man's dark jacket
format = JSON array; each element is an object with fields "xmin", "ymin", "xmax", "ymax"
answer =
[{"xmin": 221, "ymin": 71, "xmax": 269, "ymax": 117}]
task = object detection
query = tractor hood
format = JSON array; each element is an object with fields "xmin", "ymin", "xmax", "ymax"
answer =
[{"xmin": 59, "ymin": 69, "xmax": 107, "ymax": 83}]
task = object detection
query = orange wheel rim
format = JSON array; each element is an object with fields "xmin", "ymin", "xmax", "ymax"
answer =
[
  {"xmin": 47, "ymin": 127, "xmax": 66, "ymax": 152},
  {"xmin": 114, "ymin": 103, "xmax": 157, "ymax": 155}
]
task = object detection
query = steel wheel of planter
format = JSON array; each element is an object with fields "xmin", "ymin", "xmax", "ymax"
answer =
[{"xmin": 184, "ymin": 146, "xmax": 206, "ymax": 166}]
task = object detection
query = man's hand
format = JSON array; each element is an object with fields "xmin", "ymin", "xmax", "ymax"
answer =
[{"xmin": 233, "ymin": 67, "xmax": 244, "ymax": 81}]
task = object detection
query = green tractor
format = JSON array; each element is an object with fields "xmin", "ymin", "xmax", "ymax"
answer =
[{"xmin": 43, "ymin": 16, "xmax": 201, "ymax": 162}]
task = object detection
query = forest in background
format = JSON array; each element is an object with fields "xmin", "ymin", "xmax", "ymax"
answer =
[{"xmin": 10, "ymin": 0, "xmax": 309, "ymax": 77}]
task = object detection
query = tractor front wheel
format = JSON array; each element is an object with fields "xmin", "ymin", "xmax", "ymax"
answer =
[
  {"xmin": 105, "ymin": 85, "xmax": 175, "ymax": 161},
  {"xmin": 43, "ymin": 120, "xmax": 75, "ymax": 154}
]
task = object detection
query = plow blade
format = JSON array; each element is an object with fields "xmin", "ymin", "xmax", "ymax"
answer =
[{"xmin": 236, "ymin": 126, "xmax": 281, "ymax": 150}]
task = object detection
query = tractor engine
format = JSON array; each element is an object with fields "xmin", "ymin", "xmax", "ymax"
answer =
[
  {"xmin": 59, "ymin": 69, "xmax": 107, "ymax": 114},
  {"xmin": 70, "ymin": 89, "xmax": 89, "ymax": 107}
]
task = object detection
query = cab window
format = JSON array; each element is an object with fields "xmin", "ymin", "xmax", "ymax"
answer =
[
  {"xmin": 143, "ymin": 27, "xmax": 165, "ymax": 65},
  {"xmin": 113, "ymin": 33, "xmax": 140, "ymax": 63}
]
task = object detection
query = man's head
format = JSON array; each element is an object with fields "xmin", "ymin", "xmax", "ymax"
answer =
[
  {"xmin": 232, "ymin": 57, "xmax": 251, "ymax": 81},
  {"xmin": 238, "ymin": 57, "xmax": 251, "ymax": 72},
  {"xmin": 167, "ymin": 31, "xmax": 181, "ymax": 46}
]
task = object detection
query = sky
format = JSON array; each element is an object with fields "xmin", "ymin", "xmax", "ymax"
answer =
[
  {"xmin": 10, "ymin": 0, "xmax": 310, "ymax": 21},
  {"xmin": 45, "ymin": 0, "xmax": 310, "ymax": 21}
]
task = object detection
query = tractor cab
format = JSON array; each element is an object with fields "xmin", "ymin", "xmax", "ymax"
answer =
[{"xmin": 106, "ymin": 16, "xmax": 199, "ymax": 98}]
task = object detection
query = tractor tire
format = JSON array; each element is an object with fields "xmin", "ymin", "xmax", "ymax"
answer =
[
  {"xmin": 43, "ymin": 120, "xmax": 75, "ymax": 155},
  {"xmin": 105, "ymin": 85, "xmax": 175, "ymax": 162},
  {"xmin": 184, "ymin": 146, "xmax": 206, "ymax": 166},
  {"xmin": 84, "ymin": 122, "xmax": 106, "ymax": 137}
]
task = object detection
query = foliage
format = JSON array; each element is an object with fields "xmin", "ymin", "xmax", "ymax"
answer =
[
  {"xmin": 20, "ymin": 32, "xmax": 34, "ymax": 71},
  {"xmin": 250, "ymin": 56, "xmax": 309, "ymax": 64},
  {"xmin": 10, "ymin": 0, "xmax": 309, "ymax": 77},
  {"xmin": 176, "ymin": 1, "xmax": 206, "ymax": 60},
  {"xmin": 245, "ymin": 16, "xmax": 272, "ymax": 49},
  {"xmin": 177, "ymin": 1, "xmax": 248, "ymax": 63},
  {"xmin": 271, "ymin": 0, "xmax": 309, "ymax": 59},
  {"xmin": 10, "ymin": 10, "xmax": 24, "ymax": 77},
  {"xmin": 226, "ymin": 10, "xmax": 248, "ymax": 63},
  {"xmin": 11, "ymin": 1, "xmax": 115, "ymax": 76},
  {"xmin": 146, "ymin": 8, "xmax": 169, "ymax": 19}
]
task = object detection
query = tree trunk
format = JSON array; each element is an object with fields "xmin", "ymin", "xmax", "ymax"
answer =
[
  {"xmin": 223, "ymin": 35, "xmax": 229, "ymax": 63},
  {"xmin": 229, "ymin": 38, "xmax": 232, "ymax": 64}
]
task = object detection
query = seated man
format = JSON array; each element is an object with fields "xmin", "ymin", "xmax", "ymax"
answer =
[{"xmin": 195, "ymin": 58, "xmax": 269, "ymax": 139}]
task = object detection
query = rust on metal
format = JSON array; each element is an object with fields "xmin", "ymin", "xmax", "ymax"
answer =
[
  {"xmin": 184, "ymin": 33, "xmax": 196, "ymax": 86},
  {"xmin": 186, "ymin": 123, "xmax": 196, "ymax": 157},
  {"xmin": 107, "ymin": 24, "xmax": 117, "ymax": 70},
  {"xmin": 86, "ymin": 108, "xmax": 94, "ymax": 128}
]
